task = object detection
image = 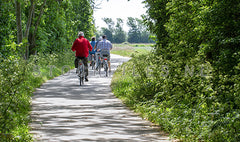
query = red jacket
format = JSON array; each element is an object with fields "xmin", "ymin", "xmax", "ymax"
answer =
[{"xmin": 71, "ymin": 36, "xmax": 92, "ymax": 57}]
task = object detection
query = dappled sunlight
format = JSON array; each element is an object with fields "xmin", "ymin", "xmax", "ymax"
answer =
[{"xmin": 30, "ymin": 54, "xmax": 170, "ymax": 141}]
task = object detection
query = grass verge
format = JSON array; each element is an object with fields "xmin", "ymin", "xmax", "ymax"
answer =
[
  {"xmin": 111, "ymin": 43, "xmax": 153, "ymax": 57},
  {"xmin": 111, "ymin": 50, "xmax": 240, "ymax": 141}
]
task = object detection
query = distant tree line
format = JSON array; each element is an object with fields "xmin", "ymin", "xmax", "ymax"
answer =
[{"xmin": 96, "ymin": 17, "xmax": 154, "ymax": 43}]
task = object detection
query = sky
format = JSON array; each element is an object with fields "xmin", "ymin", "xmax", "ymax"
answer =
[{"xmin": 93, "ymin": 0, "xmax": 147, "ymax": 32}]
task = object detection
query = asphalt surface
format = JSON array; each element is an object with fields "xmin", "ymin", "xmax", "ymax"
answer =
[{"xmin": 30, "ymin": 54, "xmax": 171, "ymax": 142}]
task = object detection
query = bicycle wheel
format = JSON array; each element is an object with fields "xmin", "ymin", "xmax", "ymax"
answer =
[
  {"xmin": 98, "ymin": 61, "xmax": 101, "ymax": 75},
  {"xmin": 79, "ymin": 68, "xmax": 83, "ymax": 86},
  {"xmin": 98, "ymin": 64, "xmax": 101, "ymax": 75},
  {"xmin": 79, "ymin": 75, "xmax": 82, "ymax": 86},
  {"xmin": 79, "ymin": 64, "xmax": 84, "ymax": 86},
  {"xmin": 104, "ymin": 61, "xmax": 108, "ymax": 77},
  {"xmin": 81, "ymin": 76, "xmax": 84, "ymax": 85},
  {"xmin": 92, "ymin": 60, "xmax": 95, "ymax": 70}
]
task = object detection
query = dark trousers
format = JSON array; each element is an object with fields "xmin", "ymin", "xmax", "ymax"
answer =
[{"xmin": 75, "ymin": 57, "xmax": 88, "ymax": 77}]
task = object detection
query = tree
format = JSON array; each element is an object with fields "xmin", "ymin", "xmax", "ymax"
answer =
[
  {"xmin": 141, "ymin": 0, "xmax": 240, "ymax": 141},
  {"xmin": 127, "ymin": 17, "xmax": 141, "ymax": 43},
  {"xmin": 97, "ymin": 17, "xmax": 152, "ymax": 43},
  {"xmin": 0, "ymin": 1, "xmax": 16, "ymax": 58},
  {"xmin": 136, "ymin": 18, "xmax": 153, "ymax": 43},
  {"xmin": 14, "ymin": 0, "xmax": 47, "ymax": 59},
  {"xmin": 0, "ymin": 1, "xmax": 96, "ymax": 140},
  {"xmin": 101, "ymin": 27, "xmax": 113, "ymax": 41},
  {"xmin": 143, "ymin": 0, "xmax": 170, "ymax": 51},
  {"xmin": 126, "ymin": 17, "xmax": 153, "ymax": 43},
  {"xmin": 28, "ymin": 0, "xmax": 47, "ymax": 56},
  {"xmin": 0, "ymin": 0, "xmax": 95, "ymax": 58},
  {"xmin": 15, "ymin": 0, "xmax": 36, "ymax": 59},
  {"xmin": 102, "ymin": 17, "xmax": 114, "ymax": 41},
  {"xmin": 114, "ymin": 18, "xmax": 126, "ymax": 43},
  {"xmin": 15, "ymin": 0, "xmax": 23, "ymax": 45}
]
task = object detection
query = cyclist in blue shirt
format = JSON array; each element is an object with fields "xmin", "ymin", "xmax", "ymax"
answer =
[{"xmin": 89, "ymin": 37, "xmax": 96, "ymax": 66}]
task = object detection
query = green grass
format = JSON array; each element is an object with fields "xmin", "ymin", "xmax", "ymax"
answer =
[
  {"xmin": 111, "ymin": 43, "xmax": 153, "ymax": 57},
  {"xmin": 128, "ymin": 43, "xmax": 154, "ymax": 48},
  {"xmin": 111, "ymin": 49, "xmax": 134, "ymax": 57}
]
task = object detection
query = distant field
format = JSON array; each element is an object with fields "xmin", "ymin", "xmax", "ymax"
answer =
[{"xmin": 111, "ymin": 43, "xmax": 154, "ymax": 57}]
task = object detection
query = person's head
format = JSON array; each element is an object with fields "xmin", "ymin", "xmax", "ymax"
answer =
[
  {"xmin": 78, "ymin": 31, "xmax": 84, "ymax": 37},
  {"xmin": 91, "ymin": 37, "xmax": 96, "ymax": 41},
  {"xmin": 102, "ymin": 35, "xmax": 107, "ymax": 39}
]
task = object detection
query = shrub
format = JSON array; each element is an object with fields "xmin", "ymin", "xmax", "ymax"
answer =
[
  {"xmin": 112, "ymin": 51, "xmax": 240, "ymax": 141},
  {"xmin": 0, "ymin": 50, "xmax": 75, "ymax": 141}
]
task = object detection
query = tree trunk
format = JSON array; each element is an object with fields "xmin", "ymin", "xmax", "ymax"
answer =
[
  {"xmin": 29, "ymin": 0, "xmax": 47, "ymax": 55},
  {"xmin": 24, "ymin": 0, "xmax": 35, "ymax": 59},
  {"xmin": 15, "ymin": 0, "xmax": 23, "ymax": 44},
  {"xmin": 25, "ymin": 0, "xmax": 34, "ymax": 38}
]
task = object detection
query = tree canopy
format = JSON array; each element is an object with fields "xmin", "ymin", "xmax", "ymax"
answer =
[
  {"xmin": 138, "ymin": 0, "xmax": 240, "ymax": 141},
  {"xmin": 0, "ymin": 0, "xmax": 95, "ymax": 140},
  {"xmin": 0, "ymin": 0, "xmax": 95, "ymax": 59}
]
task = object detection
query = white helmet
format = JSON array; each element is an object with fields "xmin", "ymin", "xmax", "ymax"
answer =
[{"xmin": 78, "ymin": 31, "xmax": 84, "ymax": 37}]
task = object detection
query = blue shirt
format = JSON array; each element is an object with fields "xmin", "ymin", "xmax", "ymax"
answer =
[{"xmin": 89, "ymin": 41, "xmax": 96, "ymax": 54}]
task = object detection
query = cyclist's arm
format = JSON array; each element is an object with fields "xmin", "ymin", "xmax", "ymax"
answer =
[
  {"xmin": 110, "ymin": 43, "xmax": 113, "ymax": 50},
  {"xmin": 107, "ymin": 40, "xmax": 112, "ymax": 50},
  {"xmin": 96, "ymin": 42, "xmax": 101, "ymax": 52},
  {"xmin": 88, "ymin": 41, "xmax": 93, "ymax": 51},
  {"xmin": 71, "ymin": 39, "xmax": 77, "ymax": 51},
  {"xmin": 94, "ymin": 44, "xmax": 97, "ymax": 51}
]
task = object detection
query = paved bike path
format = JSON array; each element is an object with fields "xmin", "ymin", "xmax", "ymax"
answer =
[{"xmin": 30, "ymin": 54, "xmax": 171, "ymax": 142}]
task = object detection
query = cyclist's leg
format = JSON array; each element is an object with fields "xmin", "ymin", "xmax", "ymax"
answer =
[
  {"xmin": 101, "ymin": 53, "xmax": 109, "ymax": 70},
  {"xmin": 96, "ymin": 53, "xmax": 99, "ymax": 70},
  {"xmin": 99, "ymin": 53, "xmax": 103, "ymax": 67},
  {"xmin": 101, "ymin": 52, "xmax": 110, "ymax": 71},
  {"xmin": 83, "ymin": 57, "xmax": 88, "ymax": 80},
  {"xmin": 95, "ymin": 53, "xmax": 99, "ymax": 69},
  {"xmin": 75, "ymin": 57, "xmax": 80, "ymax": 73},
  {"xmin": 75, "ymin": 57, "xmax": 79, "ymax": 68},
  {"xmin": 107, "ymin": 54, "xmax": 111, "ymax": 72},
  {"xmin": 89, "ymin": 54, "xmax": 93, "ymax": 65}
]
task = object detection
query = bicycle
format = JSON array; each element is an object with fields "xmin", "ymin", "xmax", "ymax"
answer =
[
  {"xmin": 77, "ymin": 58, "xmax": 85, "ymax": 86},
  {"xmin": 102, "ymin": 55, "xmax": 108, "ymax": 77},
  {"xmin": 91, "ymin": 54, "xmax": 95, "ymax": 70},
  {"xmin": 95, "ymin": 52, "xmax": 101, "ymax": 75}
]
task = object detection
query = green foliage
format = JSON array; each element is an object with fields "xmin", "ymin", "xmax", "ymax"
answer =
[
  {"xmin": 98, "ymin": 17, "xmax": 154, "ymax": 43},
  {"xmin": 112, "ymin": 53, "xmax": 240, "ymax": 141},
  {"xmin": 101, "ymin": 17, "xmax": 120, "ymax": 42},
  {"xmin": 114, "ymin": 18, "xmax": 126, "ymax": 43},
  {"xmin": 70, "ymin": 0, "xmax": 94, "ymax": 39},
  {"xmin": 1, "ymin": 0, "xmax": 95, "ymax": 57},
  {"xmin": 0, "ymin": 0, "xmax": 94, "ymax": 141},
  {"xmin": 112, "ymin": 0, "xmax": 240, "ymax": 141},
  {"xmin": 127, "ymin": 17, "xmax": 153, "ymax": 43},
  {"xmin": 0, "ymin": 51, "xmax": 75, "ymax": 141},
  {"xmin": 0, "ymin": 57, "xmax": 32, "ymax": 141},
  {"xmin": 101, "ymin": 27, "xmax": 113, "ymax": 42},
  {"xmin": 143, "ymin": 0, "xmax": 170, "ymax": 48},
  {"xmin": 0, "ymin": 1, "xmax": 16, "ymax": 58}
]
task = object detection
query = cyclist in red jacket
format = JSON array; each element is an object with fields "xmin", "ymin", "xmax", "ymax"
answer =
[{"xmin": 71, "ymin": 31, "xmax": 92, "ymax": 81}]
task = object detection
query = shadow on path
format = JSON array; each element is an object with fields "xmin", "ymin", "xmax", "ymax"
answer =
[{"xmin": 30, "ymin": 54, "xmax": 171, "ymax": 142}]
